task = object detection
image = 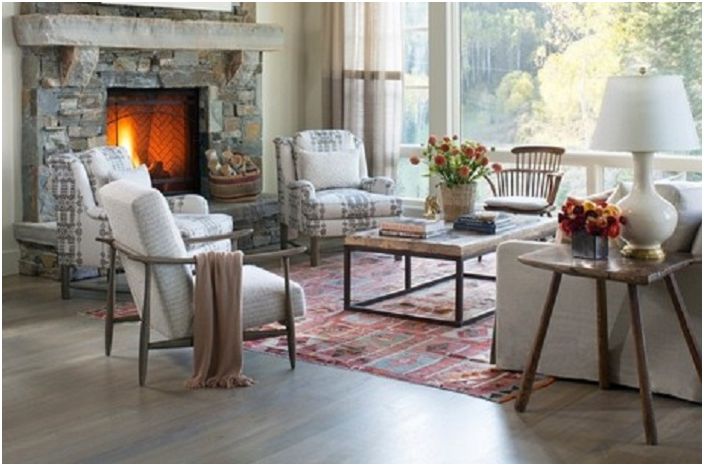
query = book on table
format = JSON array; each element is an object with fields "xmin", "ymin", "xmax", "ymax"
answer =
[
  {"xmin": 378, "ymin": 229, "xmax": 446, "ymax": 239},
  {"xmin": 379, "ymin": 217, "xmax": 447, "ymax": 235},
  {"xmin": 453, "ymin": 211, "xmax": 515, "ymax": 234}
]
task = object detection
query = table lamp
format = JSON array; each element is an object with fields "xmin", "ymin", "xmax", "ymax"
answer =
[{"xmin": 591, "ymin": 71, "xmax": 701, "ymax": 260}]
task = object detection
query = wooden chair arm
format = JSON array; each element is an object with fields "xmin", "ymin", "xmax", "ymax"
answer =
[
  {"xmin": 483, "ymin": 174, "xmax": 498, "ymax": 196},
  {"xmin": 546, "ymin": 172, "xmax": 564, "ymax": 206},
  {"xmin": 183, "ymin": 229, "xmax": 253, "ymax": 245},
  {"xmin": 244, "ymin": 246, "xmax": 308, "ymax": 264}
]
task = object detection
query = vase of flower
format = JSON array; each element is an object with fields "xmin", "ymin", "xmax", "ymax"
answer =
[
  {"xmin": 558, "ymin": 198, "xmax": 626, "ymax": 260},
  {"xmin": 411, "ymin": 134, "xmax": 501, "ymax": 222},
  {"xmin": 440, "ymin": 183, "xmax": 477, "ymax": 222}
]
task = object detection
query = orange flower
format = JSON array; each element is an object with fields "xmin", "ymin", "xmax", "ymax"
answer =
[
  {"xmin": 463, "ymin": 146, "xmax": 475, "ymax": 158},
  {"xmin": 409, "ymin": 155, "xmax": 421, "ymax": 165},
  {"xmin": 491, "ymin": 162, "xmax": 503, "ymax": 173},
  {"xmin": 440, "ymin": 143, "xmax": 450, "ymax": 152},
  {"xmin": 428, "ymin": 135, "xmax": 437, "ymax": 145},
  {"xmin": 458, "ymin": 165, "xmax": 471, "ymax": 178},
  {"xmin": 479, "ymin": 156, "xmax": 489, "ymax": 166},
  {"xmin": 434, "ymin": 155, "xmax": 446, "ymax": 166}
]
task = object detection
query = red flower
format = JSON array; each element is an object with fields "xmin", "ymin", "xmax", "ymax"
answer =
[
  {"xmin": 463, "ymin": 146, "xmax": 475, "ymax": 158},
  {"xmin": 428, "ymin": 135, "xmax": 437, "ymax": 145},
  {"xmin": 479, "ymin": 156, "xmax": 489, "ymax": 166},
  {"xmin": 477, "ymin": 145, "xmax": 487, "ymax": 155},
  {"xmin": 607, "ymin": 223, "xmax": 620, "ymax": 238},
  {"xmin": 440, "ymin": 143, "xmax": 451, "ymax": 152},
  {"xmin": 434, "ymin": 155, "xmax": 446, "ymax": 166},
  {"xmin": 491, "ymin": 162, "xmax": 502, "ymax": 173},
  {"xmin": 443, "ymin": 136, "xmax": 451, "ymax": 142},
  {"xmin": 458, "ymin": 165, "xmax": 471, "ymax": 178},
  {"xmin": 409, "ymin": 155, "xmax": 421, "ymax": 165}
]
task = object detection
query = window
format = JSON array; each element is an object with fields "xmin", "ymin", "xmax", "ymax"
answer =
[
  {"xmin": 458, "ymin": 2, "xmax": 702, "ymax": 151},
  {"xmin": 398, "ymin": 2, "xmax": 429, "ymax": 199}
]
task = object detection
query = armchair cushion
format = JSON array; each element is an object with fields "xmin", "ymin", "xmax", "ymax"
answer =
[
  {"xmin": 242, "ymin": 265, "xmax": 305, "ymax": 329},
  {"xmin": 360, "ymin": 176, "xmax": 395, "ymax": 195},
  {"xmin": 174, "ymin": 213, "xmax": 233, "ymax": 254},
  {"xmin": 303, "ymin": 189, "xmax": 403, "ymax": 221},
  {"xmin": 167, "ymin": 194, "xmax": 209, "ymax": 215},
  {"xmin": 297, "ymin": 149, "xmax": 361, "ymax": 190},
  {"xmin": 78, "ymin": 146, "xmax": 133, "ymax": 201},
  {"xmin": 485, "ymin": 196, "xmax": 549, "ymax": 211}
]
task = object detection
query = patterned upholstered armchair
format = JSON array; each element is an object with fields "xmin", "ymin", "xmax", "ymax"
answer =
[
  {"xmin": 48, "ymin": 146, "xmax": 233, "ymax": 299},
  {"xmin": 274, "ymin": 130, "xmax": 403, "ymax": 266}
]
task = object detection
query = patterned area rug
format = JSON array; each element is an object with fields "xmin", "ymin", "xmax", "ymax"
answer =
[{"xmin": 83, "ymin": 252, "xmax": 553, "ymax": 402}]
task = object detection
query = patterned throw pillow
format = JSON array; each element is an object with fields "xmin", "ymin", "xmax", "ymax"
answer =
[{"xmin": 297, "ymin": 149, "xmax": 361, "ymax": 190}]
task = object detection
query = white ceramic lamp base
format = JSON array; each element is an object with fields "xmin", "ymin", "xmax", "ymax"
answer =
[{"xmin": 617, "ymin": 152, "xmax": 677, "ymax": 260}]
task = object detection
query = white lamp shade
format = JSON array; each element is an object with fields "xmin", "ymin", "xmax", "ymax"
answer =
[{"xmin": 591, "ymin": 75, "xmax": 700, "ymax": 152}]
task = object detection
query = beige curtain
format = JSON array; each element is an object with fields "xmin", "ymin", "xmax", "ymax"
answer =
[{"xmin": 323, "ymin": 2, "xmax": 403, "ymax": 178}]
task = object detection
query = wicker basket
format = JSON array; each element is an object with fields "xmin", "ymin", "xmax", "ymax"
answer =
[{"xmin": 208, "ymin": 170, "xmax": 262, "ymax": 203}]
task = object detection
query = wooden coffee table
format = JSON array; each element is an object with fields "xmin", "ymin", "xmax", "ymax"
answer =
[{"xmin": 343, "ymin": 215, "xmax": 556, "ymax": 327}]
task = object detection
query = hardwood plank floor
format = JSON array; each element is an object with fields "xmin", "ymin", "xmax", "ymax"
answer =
[{"xmin": 2, "ymin": 273, "xmax": 701, "ymax": 463}]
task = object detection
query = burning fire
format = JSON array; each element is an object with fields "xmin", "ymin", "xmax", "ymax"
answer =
[{"xmin": 107, "ymin": 116, "xmax": 140, "ymax": 167}]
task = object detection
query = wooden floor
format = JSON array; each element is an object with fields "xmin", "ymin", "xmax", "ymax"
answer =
[{"xmin": 2, "ymin": 272, "xmax": 701, "ymax": 463}]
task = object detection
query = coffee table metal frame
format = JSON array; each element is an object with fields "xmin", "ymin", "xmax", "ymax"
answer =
[{"xmin": 343, "ymin": 217, "xmax": 556, "ymax": 327}]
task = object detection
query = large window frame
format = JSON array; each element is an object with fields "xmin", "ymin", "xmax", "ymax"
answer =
[{"xmin": 399, "ymin": 3, "xmax": 702, "ymax": 208}]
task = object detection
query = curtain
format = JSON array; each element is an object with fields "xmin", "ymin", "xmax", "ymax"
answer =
[{"xmin": 322, "ymin": 2, "xmax": 403, "ymax": 178}]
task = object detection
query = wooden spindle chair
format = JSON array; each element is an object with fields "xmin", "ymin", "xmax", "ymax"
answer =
[{"xmin": 484, "ymin": 146, "xmax": 565, "ymax": 217}]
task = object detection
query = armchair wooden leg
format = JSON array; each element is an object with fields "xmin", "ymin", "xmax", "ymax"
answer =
[
  {"xmin": 105, "ymin": 246, "xmax": 117, "ymax": 356},
  {"xmin": 139, "ymin": 264, "xmax": 152, "ymax": 387},
  {"xmin": 283, "ymin": 257, "xmax": 296, "ymax": 369},
  {"xmin": 60, "ymin": 265, "xmax": 71, "ymax": 300},
  {"xmin": 280, "ymin": 223, "xmax": 289, "ymax": 250},
  {"xmin": 310, "ymin": 236, "xmax": 320, "ymax": 267}
]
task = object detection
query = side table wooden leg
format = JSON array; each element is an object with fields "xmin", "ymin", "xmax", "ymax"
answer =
[
  {"xmin": 664, "ymin": 275, "xmax": 702, "ymax": 380},
  {"xmin": 627, "ymin": 284, "xmax": 657, "ymax": 445},
  {"xmin": 515, "ymin": 272, "xmax": 562, "ymax": 412},
  {"xmin": 596, "ymin": 279, "xmax": 610, "ymax": 389},
  {"xmin": 343, "ymin": 247, "xmax": 351, "ymax": 309},
  {"xmin": 455, "ymin": 259, "xmax": 464, "ymax": 326}
]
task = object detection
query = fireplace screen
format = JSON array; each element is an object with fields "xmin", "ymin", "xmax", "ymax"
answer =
[{"xmin": 106, "ymin": 88, "xmax": 199, "ymax": 193}]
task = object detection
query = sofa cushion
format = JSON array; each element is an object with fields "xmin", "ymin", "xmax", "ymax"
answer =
[
  {"xmin": 303, "ymin": 189, "xmax": 402, "ymax": 221},
  {"xmin": 485, "ymin": 196, "xmax": 549, "ymax": 211},
  {"xmin": 297, "ymin": 149, "xmax": 361, "ymax": 190},
  {"xmin": 608, "ymin": 181, "xmax": 702, "ymax": 252}
]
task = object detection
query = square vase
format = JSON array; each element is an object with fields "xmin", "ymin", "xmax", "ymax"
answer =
[{"xmin": 572, "ymin": 231, "xmax": 609, "ymax": 260}]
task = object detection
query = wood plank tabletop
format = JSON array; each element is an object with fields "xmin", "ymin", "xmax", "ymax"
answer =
[
  {"xmin": 344, "ymin": 215, "xmax": 556, "ymax": 259},
  {"xmin": 518, "ymin": 245, "xmax": 701, "ymax": 285}
]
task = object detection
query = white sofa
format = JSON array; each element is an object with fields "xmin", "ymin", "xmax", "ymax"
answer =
[{"xmin": 495, "ymin": 181, "xmax": 702, "ymax": 402}]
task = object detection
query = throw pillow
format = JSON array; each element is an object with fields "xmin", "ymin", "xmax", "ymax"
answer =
[{"xmin": 296, "ymin": 149, "xmax": 361, "ymax": 190}]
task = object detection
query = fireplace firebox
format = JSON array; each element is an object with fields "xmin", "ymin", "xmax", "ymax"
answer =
[{"xmin": 106, "ymin": 88, "xmax": 200, "ymax": 194}]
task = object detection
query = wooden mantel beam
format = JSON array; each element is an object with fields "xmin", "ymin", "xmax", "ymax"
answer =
[{"xmin": 13, "ymin": 14, "xmax": 284, "ymax": 51}]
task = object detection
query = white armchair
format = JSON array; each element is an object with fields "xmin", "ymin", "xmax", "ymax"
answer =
[
  {"xmin": 99, "ymin": 180, "xmax": 307, "ymax": 385},
  {"xmin": 274, "ymin": 130, "xmax": 403, "ymax": 266},
  {"xmin": 48, "ymin": 146, "xmax": 233, "ymax": 299}
]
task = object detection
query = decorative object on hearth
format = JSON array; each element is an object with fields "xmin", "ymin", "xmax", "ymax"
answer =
[
  {"xmin": 453, "ymin": 211, "xmax": 514, "ymax": 235},
  {"xmin": 413, "ymin": 135, "xmax": 501, "ymax": 222},
  {"xmin": 591, "ymin": 70, "xmax": 700, "ymax": 260},
  {"xmin": 558, "ymin": 198, "xmax": 625, "ymax": 260},
  {"xmin": 206, "ymin": 148, "xmax": 262, "ymax": 203}
]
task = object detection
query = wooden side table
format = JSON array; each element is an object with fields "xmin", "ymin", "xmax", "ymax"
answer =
[{"xmin": 514, "ymin": 246, "xmax": 701, "ymax": 445}]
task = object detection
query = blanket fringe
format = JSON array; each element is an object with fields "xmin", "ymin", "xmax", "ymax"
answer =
[{"xmin": 185, "ymin": 374, "xmax": 255, "ymax": 389}]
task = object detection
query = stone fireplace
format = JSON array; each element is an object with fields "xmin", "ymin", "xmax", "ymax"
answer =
[
  {"xmin": 13, "ymin": 2, "xmax": 284, "ymax": 277},
  {"xmin": 106, "ymin": 88, "xmax": 201, "ymax": 194}
]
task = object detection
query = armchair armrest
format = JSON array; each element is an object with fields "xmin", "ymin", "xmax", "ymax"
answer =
[
  {"xmin": 243, "ymin": 246, "xmax": 308, "ymax": 264},
  {"xmin": 182, "ymin": 229, "xmax": 253, "ymax": 245},
  {"xmin": 360, "ymin": 176, "xmax": 395, "ymax": 195},
  {"xmin": 287, "ymin": 180, "xmax": 316, "ymax": 202},
  {"xmin": 167, "ymin": 194, "xmax": 209, "ymax": 214}
]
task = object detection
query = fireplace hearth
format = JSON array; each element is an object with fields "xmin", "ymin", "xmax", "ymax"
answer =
[{"xmin": 106, "ymin": 88, "xmax": 200, "ymax": 194}]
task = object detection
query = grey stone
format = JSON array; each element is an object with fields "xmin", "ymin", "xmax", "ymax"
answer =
[
  {"xmin": 137, "ymin": 57, "xmax": 152, "ymax": 73},
  {"xmin": 223, "ymin": 116, "xmax": 240, "ymax": 133},
  {"xmin": 173, "ymin": 50, "xmax": 199, "ymax": 66},
  {"xmin": 159, "ymin": 69, "xmax": 220, "ymax": 87},
  {"xmin": 68, "ymin": 125, "xmax": 101, "ymax": 138},
  {"xmin": 113, "ymin": 55, "xmax": 138, "ymax": 72},
  {"xmin": 41, "ymin": 77, "xmax": 61, "ymax": 88},
  {"xmin": 208, "ymin": 100, "xmax": 223, "ymax": 133},
  {"xmin": 60, "ymin": 46, "xmax": 99, "ymax": 87},
  {"xmin": 37, "ymin": 165, "xmax": 56, "ymax": 222},
  {"xmin": 43, "ymin": 128, "xmax": 70, "ymax": 154},
  {"xmin": 87, "ymin": 135, "xmax": 107, "ymax": 148},
  {"xmin": 236, "ymin": 104, "xmax": 258, "ymax": 116},
  {"xmin": 22, "ymin": 52, "xmax": 40, "ymax": 87},
  {"xmin": 14, "ymin": 221, "xmax": 58, "ymax": 247},
  {"xmin": 99, "ymin": 71, "xmax": 160, "ymax": 88},
  {"xmin": 70, "ymin": 138, "xmax": 89, "ymax": 152}
]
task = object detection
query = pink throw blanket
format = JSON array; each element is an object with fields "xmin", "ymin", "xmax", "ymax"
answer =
[{"xmin": 186, "ymin": 251, "xmax": 254, "ymax": 389}]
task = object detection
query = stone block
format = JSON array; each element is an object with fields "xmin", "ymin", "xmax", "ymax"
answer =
[
  {"xmin": 41, "ymin": 77, "xmax": 61, "ymax": 88},
  {"xmin": 113, "ymin": 55, "xmax": 138, "ymax": 72},
  {"xmin": 68, "ymin": 125, "xmax": 101, "ymax": 138},
  {"xmin": 223, "ymin": 116, "xmax": 240, "ymax": 133},
  {"xmin": 223, "ymin": 103, "xmax": 235, "ymax": 117},
  {"xmin": 159, "ymin": 69, "xmax": 220, "ymax": 88},
  {"xmin": 22, "ymin": 52, "xmax": 41, "ymax": 87},
  {"xmin": 70, "ymin": 138, "xmax": 89, "ymax": 152},
  {"xmin": 137, "ymin": 57, "xmax": 152, "ymax": 73},
  {"xmin": 236, "ymin": 104, "xmax": 258, "ymax": 116},
  {"xmin": 18, "ymin": 242, "xmax": 60, "ymax": 280},
  {"xmin": 43, "ymin": 129, "xmax": 70, "ymax": 154},
  {"xmin": 99, "ymin": 71, "xmax": 160, "ymax": 88},
  {"xmin": 60, "ymin": 46, "xmax": 99, "ymax": 87},
  {"xmin": 81, "ymin": 109, "xmax": 104, "ymax": 122},
  {"xmin": 208, "ymin": 100, "xmax": 223, "ymax": 133},
  {"xmin": 87, "ymin": 135, "xmax": 107, "ymax": 148},
  {"xmin": 173, "ymin": 50, "xmax": 199, "ymax": 66},
  {"xmin": 237, "ymin": 89, "xmax": 255, "ymax": 103},
  {"xmin": 244, "ymin": 121, "xmax": 261, "ymax": 141}
]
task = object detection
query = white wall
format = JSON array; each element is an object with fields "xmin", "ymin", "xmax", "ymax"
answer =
[{"xmin": 2, "ymin": 2, "xmax": 22, "ymax": 276}]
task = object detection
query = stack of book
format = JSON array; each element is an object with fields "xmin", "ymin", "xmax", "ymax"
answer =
[
  {"xmin": 453, "ymin": 212, "xmax": 514, "ymax": 234},
  {"xmin": 379, "ymin": 218, "xmax": 447, "ymax": 239}
]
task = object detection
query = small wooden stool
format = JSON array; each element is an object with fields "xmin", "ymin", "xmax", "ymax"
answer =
[{"xmin": 513, "ymin": 246, "xmax": 701, "ymax": 445}]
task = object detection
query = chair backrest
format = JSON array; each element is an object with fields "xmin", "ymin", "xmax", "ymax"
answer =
[
  {"xmin": 494, "ymin": 146, "xmax": 565, "ymax": 198},
  {"xmin": 100, "ymin": 180, "xmax": 194, "ymax": 340},
  {"xmin": 274, "ymin": 130, "xmax": 368, "ymax": 191},
  {"xmin": 77, "ymin": 146, "xmax": 134, "ymax": 202}
]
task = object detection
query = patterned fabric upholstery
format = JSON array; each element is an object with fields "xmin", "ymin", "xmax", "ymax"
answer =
[
  {"xmin": 48, "ymin": 147, "xmax": 228, "ymax": 270},
  {"xmin": 175, "ymin": 214, "xmax": 233, "ymax": 254},
  {"xmin": 100, "ymin": 180, "xmax": 306, "ymax": 340},
  {"xmin": 274, "ymin": 130, "xmax": 403, "ymax": 239}
]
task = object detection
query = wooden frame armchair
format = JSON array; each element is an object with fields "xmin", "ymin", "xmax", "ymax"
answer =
[
  {"xmin": 98, "ymin": 180, "xmax": 307, "ymax": 386},
  {"xmin": 484, "ymin": 146, "xmax": 566, "ymax": 216}
]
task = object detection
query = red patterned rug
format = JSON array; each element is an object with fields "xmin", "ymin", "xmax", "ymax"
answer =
[{"xmin": 83, "ymin": 252, "xmax": 553, "ymax": 403}]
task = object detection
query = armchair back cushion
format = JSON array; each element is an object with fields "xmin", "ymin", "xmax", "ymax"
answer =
[
  {"xmin": 297, "ymin": 149, "xmax": 361, "ymax": 190},
  {"xmin": 77, "ymin": 146, "xmax": 134, "ymax": 202},
  {"xmin": 100, "ymin": 180, "xmax": 194, "ymax": 340},
  {"xmin": 293, "ymin": 130, "xmax": 368, "ymax": 181}
]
